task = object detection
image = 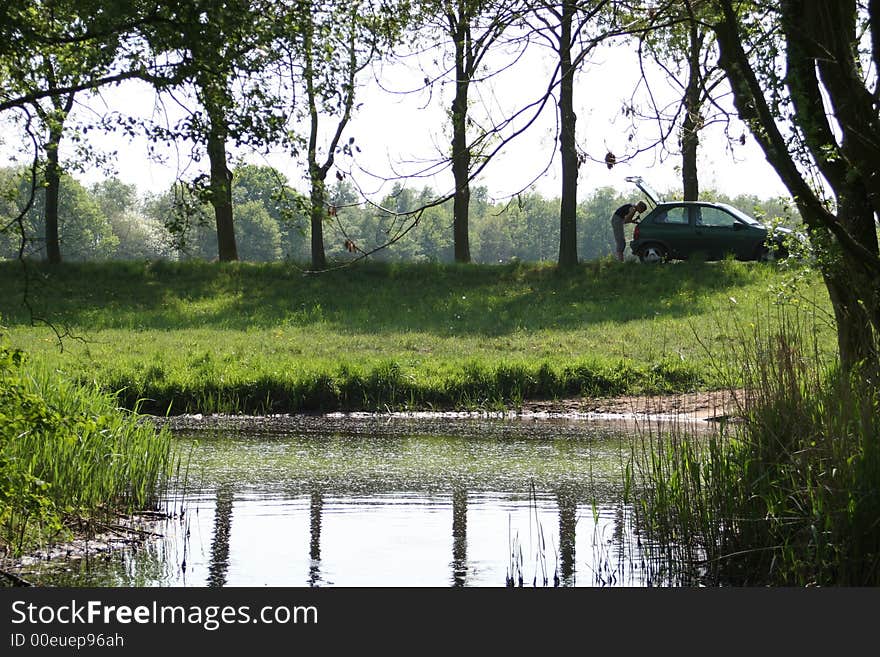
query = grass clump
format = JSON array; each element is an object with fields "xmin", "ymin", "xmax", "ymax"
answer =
[
  {"xmin": 0, "ymin": 344, "xmax": 175, "ymax": 557},
  {"xmin": 630, "ymin": 312, "xmax": 880, "ymax": 585},
  {"xmin": 100, "ymin": 357, "xmax": 704, "ymax": 415}
]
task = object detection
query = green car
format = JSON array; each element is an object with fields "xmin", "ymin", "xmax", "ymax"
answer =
[{"xmin": 626, "ymin": 176, "xmax": 792, "ymax": 263}]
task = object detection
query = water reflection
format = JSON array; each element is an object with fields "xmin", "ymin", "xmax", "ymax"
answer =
[
  {"xmin": 309, "ymin": 488, "xmax": 323, "ymax": 587},
  {"xmin": 556, "ymin": 485, "xmax": 578, "ymax": 587},
  {"xmin": 451, "ymin": 485, "xmax": 468, "ymax": 587},
  {"xmin": 15, "ymin": 420, "xmax": 677, "ymax": 587},
  {"xmin": 207, "ymin": 483, "xmax": 234, "ymax": 587}
]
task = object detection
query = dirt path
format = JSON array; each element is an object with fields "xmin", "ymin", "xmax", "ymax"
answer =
[{"xmin": 517, "ymin": 388, "xmax": 744, "ymax": 420}]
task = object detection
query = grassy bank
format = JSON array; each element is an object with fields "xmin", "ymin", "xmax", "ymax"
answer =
[
  {"xmin": 0, "ymin": 259, "xmax": 834, "ymax": 414},
  {"xmin": 0, "ymin": 345, "xmax": 175, "ymax": 557},
  {"xmin": 629, "ymin": 312, "xmax": 880, "ymax": 585}
]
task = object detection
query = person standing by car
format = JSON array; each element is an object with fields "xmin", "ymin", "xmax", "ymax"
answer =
[{"xmin": 611, "ymin": 200, "xmax": 647, "ymax": 261}]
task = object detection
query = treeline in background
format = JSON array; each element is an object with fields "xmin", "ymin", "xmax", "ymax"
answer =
[{"xmin": 0, "ymin": 165, "xmax": 794, "ymax": 265}]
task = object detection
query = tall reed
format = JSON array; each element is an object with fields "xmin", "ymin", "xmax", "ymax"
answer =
[
  {"xmin": 629, "ymin": 310, "xmax": 880, "ymax": 585},
  {"xmin": 0, "ymin": 347, "xmax": 175, "ymax": 555}
]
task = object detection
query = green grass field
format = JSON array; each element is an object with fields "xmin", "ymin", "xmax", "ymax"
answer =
[{"xmin": 0, "ymin": 259, "xmax": 835, "ymax": 414}]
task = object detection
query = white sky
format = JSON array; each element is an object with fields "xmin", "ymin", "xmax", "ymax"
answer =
[{"xmin": 3, "ymin": 37, "xmax": 792, "ymax": 205}]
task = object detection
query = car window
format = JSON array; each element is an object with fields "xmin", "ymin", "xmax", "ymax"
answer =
[
  {"xmin": 695, "ymin": 207, "xmax": 737, "ymax": 228},
  {"xmin": 718, "ymin": 203, "xmax": 762, "ymax": 226},
  {"xmin": 652, "ymin": 206, "xmax": 689, "ymax": 225}
]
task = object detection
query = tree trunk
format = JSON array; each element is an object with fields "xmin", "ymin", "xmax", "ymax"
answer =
[
  {"xmin": 40, "ymin": 88, "xmax": 74, "ymax": 264},
  {"xmin": 713, "ymin": 0, "xmax": 880, "ymax": 373},
  {"xmin": 303, "ymin": 7, "xmax": 328, "ymax": 271},
  {"xmin": 681, "ymin": 17, "xmax": 702, "ymax": 202},
  {"xmin": 206, "ymin": 119, "xmax": 238, "ymax": 262},
  {"xmin": 44, "ymin": 124, "xmax": 63, "ymax": 264},
  {"xmin": 823, "ymin": 184, "xmax": 880, "ymax": 367},
  {"xmin": 450, "ymin": 11, "xmax": 472, "ymax": 264},
  {"xmin": 309, "ymin": 171, "xmax": 327, "ymax": 270},
  {"xmin": 825, "ymin": 275, "xmax": 879, "ymax": 367},
  {"xmin": 557, "ymin": 1, "xmax": 578, "ymax": 268}
]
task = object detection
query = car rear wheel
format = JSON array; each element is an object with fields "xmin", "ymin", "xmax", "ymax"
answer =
[{"xmin": 638, "ymin": 244, "xmax": 668, "ymax": 263}]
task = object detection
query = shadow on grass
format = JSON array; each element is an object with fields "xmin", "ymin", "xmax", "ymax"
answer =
[{"xmin": 0, "ymin": 259, "xmax": 773, "ymax": 336}]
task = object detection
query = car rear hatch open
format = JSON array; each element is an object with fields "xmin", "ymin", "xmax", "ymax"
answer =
[{"xmin": 625, "ymin": 176, "xmax": 664, "ymax": 208}]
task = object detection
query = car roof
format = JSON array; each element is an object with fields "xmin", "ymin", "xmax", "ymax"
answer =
[
  {"xmin": 652, "ymin": 200, "xmax": 718, "ymax": 207},
  {"xmin": 646, "ymin": 201, "xmax": 764, "ymax": 226},
  {"xmin": 625, "ymin": 176, "xmax": 763, "ymax": 224}
]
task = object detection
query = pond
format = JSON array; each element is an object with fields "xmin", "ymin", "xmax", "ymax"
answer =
[{"xmin": 19, "ymin": 414, "xmax": 699, "ymax": 587}]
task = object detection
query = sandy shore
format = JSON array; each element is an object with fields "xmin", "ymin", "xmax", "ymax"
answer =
[
  {"xmin": 151, "ymin": 388, "xmax": 746, "ymax": 435},
  {"xmin": 517, "ymin": 388, "xmax": 744, "ymax": 420}
]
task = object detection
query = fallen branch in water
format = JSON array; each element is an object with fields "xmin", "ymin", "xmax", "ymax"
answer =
[{"xmin": 0, "ymin": 569, "xmax": 33, "ymax": 587}]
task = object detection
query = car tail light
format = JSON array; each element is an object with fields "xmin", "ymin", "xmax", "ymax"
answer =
[{"xmin": 633, "ymin": 225, "xmax": 640, "ymax": 240}]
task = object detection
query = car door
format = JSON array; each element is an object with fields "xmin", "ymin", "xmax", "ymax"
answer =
[
  {"xmin": 644, "ymin": 204, "xmax": 693, "ymax": 258},
  {"xmin": 691, "ymin": 205, "xmax": 756, "ymax": 259}
]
